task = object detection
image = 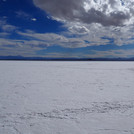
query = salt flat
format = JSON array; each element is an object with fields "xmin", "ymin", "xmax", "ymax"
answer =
[{"xmin": 0, "ymin": 61, "xmax": 134, "ymax": 134}]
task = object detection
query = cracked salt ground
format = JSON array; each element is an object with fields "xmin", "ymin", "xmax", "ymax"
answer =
[
  {"xmin": 1, "ymin": 101, "xmax": 134, "ymax": 119},
  {"xmin": 1, "ymin": 61, "xmax": 134, "ymax": 134},
  {"xmin": 1, "ymin": 101, "xmax": 134, "ymax": 134}
]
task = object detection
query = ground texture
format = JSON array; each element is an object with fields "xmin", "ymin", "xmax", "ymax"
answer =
[{"xmin": 0, "ymin": 61, "xmax": 134, "ymax": 134}]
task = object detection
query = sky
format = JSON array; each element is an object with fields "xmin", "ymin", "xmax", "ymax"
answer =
[{"xmin": 0, "ymin": 0, "xmax": 134, "ymax": 58}]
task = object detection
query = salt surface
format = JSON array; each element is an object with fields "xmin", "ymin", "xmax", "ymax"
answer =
[{"xmin": 0, "ymin": 61, "xmax": 134, "ymax": 134}]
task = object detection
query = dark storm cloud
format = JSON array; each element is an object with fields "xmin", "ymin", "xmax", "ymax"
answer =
[{"xmin": 33, "ymin": 0, "xmax": 132, "ymax": 26}]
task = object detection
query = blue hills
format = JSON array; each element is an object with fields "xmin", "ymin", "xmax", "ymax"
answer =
[{"xmin": 0, "ymin": 55, "xmax": 134, "ymax": 61}]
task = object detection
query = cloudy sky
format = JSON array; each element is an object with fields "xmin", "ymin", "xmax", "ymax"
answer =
[{"xmin": 0, "ymin": 0, "xmax": 134, "ymax": 58}]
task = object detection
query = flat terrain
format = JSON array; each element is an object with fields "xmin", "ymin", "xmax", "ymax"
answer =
[{"xmin": 0, "ymin": 61, "xmax": 134, "ymax": 134}]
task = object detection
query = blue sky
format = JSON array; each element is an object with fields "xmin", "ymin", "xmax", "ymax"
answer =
[{"xmin": 0, "ymin": 0, "xmax": 134, "ymax": 58}]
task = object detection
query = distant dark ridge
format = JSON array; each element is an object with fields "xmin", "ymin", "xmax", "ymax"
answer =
[{"xmin": 0, "ymin": 56, "xmax": 134, "ymax": 61}]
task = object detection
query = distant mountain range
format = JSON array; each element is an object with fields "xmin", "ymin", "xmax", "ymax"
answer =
[{"xmin": 0, "ymin": 56, "xmax": 134, "ymax": 61}]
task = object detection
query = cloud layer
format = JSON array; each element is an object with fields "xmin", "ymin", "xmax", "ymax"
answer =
[
  {"xmin": 1, "ymin": 0, "xmax": 134, "ymax": 58},
  {"xmin": 32, "ymin": 0, "xmax": 134, "ymax": 47},
  {"xmin": 33, "ymin": 0, "xmax": 134, "ymax": 26}
]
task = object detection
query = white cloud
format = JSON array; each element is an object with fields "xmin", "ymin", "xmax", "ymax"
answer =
[
  {"xmin": 1, "ymin": 30, "xmax": 134, "ymax": 58},
  {"xmin": 69, "ymin": 25, "xmax": 89, "ymax": 35},
  {"xmin": 31, "ymin": 49, "xmax": 134, "ymax": 58},
  {"xmin": 33, "ymin": 0, "xmax": 134, "ymax": 47},
  {"xmin": 0, "ymin": 38, "xmax": 46, "ymax": 57},
  {"xmin": 31, "ymin": 18, "xmax": 37, "ymax": 21},
  {"xmin": 2, "ymin": 24, "xmax": 17, "ymax": 32},
  {"xmin": 1, "ymin": 0, "xmax": 134, "ymax": 49},
  {"xmin": 33, "ymin": 0, "xmax": 134, "ymax": 26},
  {"xmin": 16, "ymin": 11, "xmax": 31, "ymax": 19},
  {"xmin": 0, "ymin": 32, "xmax": 10, "ymax": 37},
  {"xmin": 17, "ymin": 30, "xmax": 86, "ymax": 48},
  {"xmin": 16, "ymin": 11, "xmax": 37, "ymax": 22},
  {"xmin": 15, "ymin": 26, "xmax": 134, "ymax": 48},
  {"xmin": 40, "ymin": 52, "xmax": 81, "ymax": 58},
  {"xmin": 0, "ymin": 20, "xmax": 17, "ymax": 32},
  {"xmin": 84, "ymin": 49, "xmax": 134, "ymax": 58},
  {"xmin": 0, "ymin": 38, "xmax": 49, "ymax": 48}
]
